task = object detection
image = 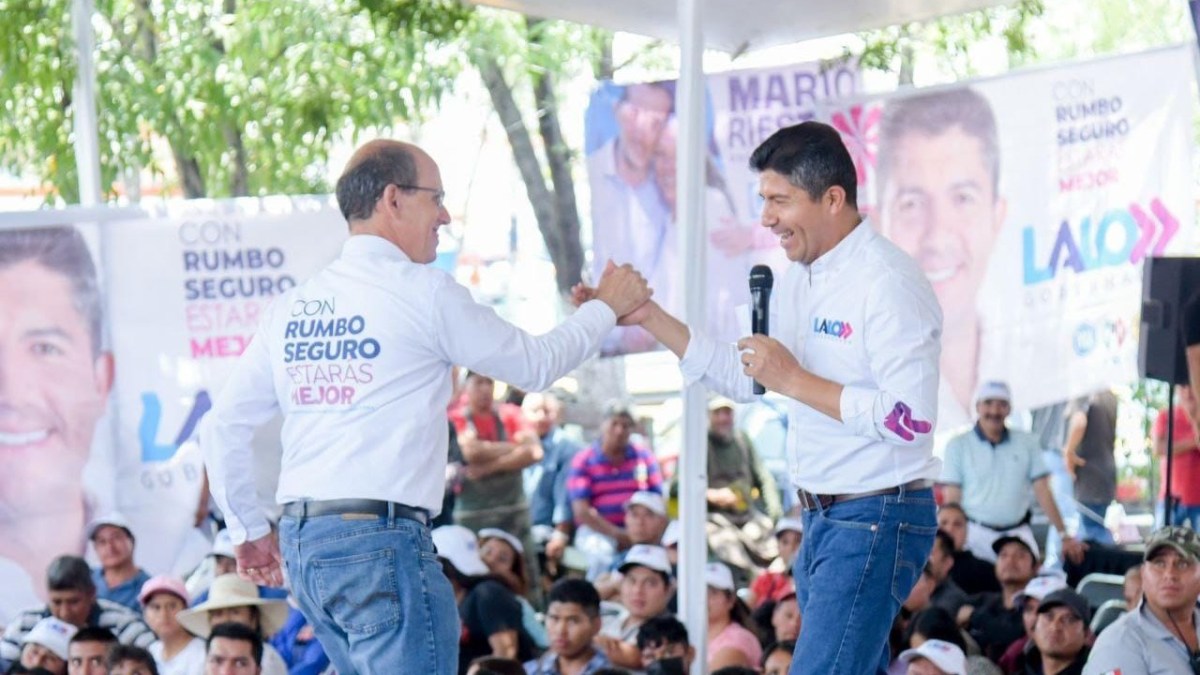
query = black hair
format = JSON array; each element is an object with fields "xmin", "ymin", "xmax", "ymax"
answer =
[
  {"xmin": 106, "ymin": 644, "xmax": 159, "ymax": 675},
  {"xmin": 748, "ymin": 121, "xmax": 858, "ymax": 208},
  {"xmin": 547, "ymin": 578, "xmax": 601, "ymax": 618},
  {"xmin": 636, "ymin": 614, "xmax": 689, "ymax": 650},
  {"xmin": 933, "ymin": 529, "xmax": 956, "ymax": 557},
  {"xmin": 762, "ymin": 640, "xmax": 796, "ymax": 666},
  {"xmin": 905, "ymin": 607, "xmax": 966, "ymax": 652},
  {"xmin": 70, "ymin": 627, "xmax": 117, "ymax": 646},
  {"xmin": 467, "ymin": 656, "xmax": 525, "ymax": 675},
  {"xmin": 207, "ymin": 622, "xmax": 263, "ymax": 667}
]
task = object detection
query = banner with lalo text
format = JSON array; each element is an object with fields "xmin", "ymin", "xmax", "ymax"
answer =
[{"xmin": 820, "ymin": 46, "xmax": 1195, "ymax": 432}]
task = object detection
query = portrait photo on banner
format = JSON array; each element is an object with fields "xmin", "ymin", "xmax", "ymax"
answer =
[
  {"xmin": 0, "ymin": 224, "xmax": 118, "ymax": 623},
  {"xmin": 823, "ymin": 46, "xmax": 1194, "ymax": 433}
]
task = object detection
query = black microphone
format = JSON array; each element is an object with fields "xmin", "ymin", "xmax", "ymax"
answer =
[{"xmin": 749, "ymin": 264, "xmax": 774, "ymax": 395}]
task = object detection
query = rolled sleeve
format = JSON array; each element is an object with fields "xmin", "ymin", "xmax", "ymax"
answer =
[{"xmin": 839, "ymin": 274, "xmax": 941, "ymax": 446}]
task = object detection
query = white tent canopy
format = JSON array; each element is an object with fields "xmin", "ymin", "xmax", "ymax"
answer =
[{"xmin": 469, "ymin": 0, "xmax": 1009, "ymax": 54}]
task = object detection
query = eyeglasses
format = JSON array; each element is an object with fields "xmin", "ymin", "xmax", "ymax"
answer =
[{"xmin": 393, "ymin": 184, "xmax": 445, "ymax": 209}]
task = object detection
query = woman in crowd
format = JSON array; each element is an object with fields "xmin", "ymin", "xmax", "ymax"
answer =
[
  {"xmin": 761, "ymin": 640, "xmax": 795, "ymax": 675},
  {"xmin": 478, "ymin": 528, "xmax": 548, "ymax": 649},
  {"xmin": 434, "ymin": 526, "xmax": 538, "ymax": 675},
  {"xmin": 139, "ymin": 576, "xmax": 205, "ymax": 675},
  {"xmin": 705, "ymin": 562, "xmax": 762, "ymax": 670}
]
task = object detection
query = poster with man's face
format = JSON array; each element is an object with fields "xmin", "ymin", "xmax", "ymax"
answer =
[
  {"xmin": 823, "ymin": 46, "xmax": 1195, "ymax": 430},
  {"xmin": 0, "ymin": 225, "xmax": 114, "ymax": 622}
]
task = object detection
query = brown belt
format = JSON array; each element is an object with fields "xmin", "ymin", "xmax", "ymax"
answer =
[{"xmin": 797, "ymin": 479, "xmax": 932, "ymax": 511}]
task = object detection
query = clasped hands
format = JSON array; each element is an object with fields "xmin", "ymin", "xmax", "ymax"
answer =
[{"xmin": 572, "ymin": 261, "xmax": 805, "ymax": 396}]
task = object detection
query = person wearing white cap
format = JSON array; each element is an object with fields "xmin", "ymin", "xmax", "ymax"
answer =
[
  {"xmin": 139, "ymin": 576, "xmax": 205, "ymax": 675},
  {"xmin": 432, "ymin": 525, "xmax": 537, "ymax": 672},
  {"xmin": 941, "ymin": 380, "xmax": 1085, "ymax": 566},
  {"xmin": 593, "ymin": 492, "xmax": 669, "ymax": 601},
  {"xmin": 173, "ymin": 575, "xmax": 288, "ymax": 675},
  {"xmin": 16, "ymin": 616, "xmax": 76, "ymax": 675},
  {"xmin": 86, "ymin": 514, "xmax": 151, "ymax": 614},
  {"xmin": 202, "ymin": 140, "xmax": 651, "ymax": 675},
  {"xmin": 478, "ymin": 527, "xmax": 548, "ymax": 650},
  {"xmin": 704, "ymin": 397, "xmax": 782, "ymax": 524},
  {"xmin": 597, "ymin": 544, "xmax": 674, "ymax": 670},
  {"xmin": 704, "ymin": 561, "xmax": 762, "ymax": 671},
  {"xmin": 898, "ymin": 639, "xmax": 966, "ymax": 675}
]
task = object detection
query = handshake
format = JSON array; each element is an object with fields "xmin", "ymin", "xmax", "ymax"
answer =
[{"xmin": 572, "ymin": 260, "xmax": 657, "ymax": 327}]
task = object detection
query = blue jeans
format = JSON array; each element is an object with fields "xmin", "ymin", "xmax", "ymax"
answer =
[
  {"xmin": 1077, "ymin": 501, "xmax": 1114, "ymax": 544},
  {"xmin": 279, "ymin": 510, "xmax": 459, "ymax": 675},
  {"xmin": 791, "ymin": 487, "xmax": 937, "ymax": 675}
]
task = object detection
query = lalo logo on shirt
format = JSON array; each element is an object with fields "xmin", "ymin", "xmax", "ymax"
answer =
[{"xmin": 812, "ymin": 317, "xmax": 853, "ymax": 341}]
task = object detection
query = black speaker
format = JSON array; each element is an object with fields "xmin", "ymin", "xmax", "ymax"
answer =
[{"xmin": 1139, "ymin": 256, "xmax": 1200, "ymax": 384}]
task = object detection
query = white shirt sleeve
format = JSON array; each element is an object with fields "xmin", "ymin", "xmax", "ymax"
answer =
[
  {"xmin": 839, "ymin": 273, "xmax": 941, "ymax": 446},
  {"xmin": 431, "ymin": 279, "xmax": 617, "ymax": 393},
  {"xmin": 200, "ymin": 317, "xmax": 280, "ymax": 545},
  {"xmin": 678, "ymin": 331, "xmax": 756, "ymax": 403}
]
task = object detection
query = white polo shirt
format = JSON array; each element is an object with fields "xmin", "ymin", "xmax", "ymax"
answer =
[
  {"xmin": 202, "ymin": 235, "xmax": 616, "ymax": 543},
  {"xmin": 680, "ymin": 221, "xmax": 943, "ymax": 495}
]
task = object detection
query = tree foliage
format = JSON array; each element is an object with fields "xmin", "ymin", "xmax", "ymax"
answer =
[{"xmin": 0, "ymin": 0, "xmax": 465, "ymax": 201}]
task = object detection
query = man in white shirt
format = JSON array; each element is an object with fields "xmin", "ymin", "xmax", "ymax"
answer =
[
  {"xmin": 601, "ymin": 121, "xmax": 944, "ymax": 674},
  {"xmin": 201, "ymin": 139, "xmax": 651, "ymax": 675}
]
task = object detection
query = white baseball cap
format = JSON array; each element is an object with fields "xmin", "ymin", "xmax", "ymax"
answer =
[
  {"xmin": 23, "ymin": 617, "xmax": 77, "ymax": 661},
  {"xmin": 661, "ymin": 520, "xmax": 681, "ymax": 547},
  {"xmin": 618, "ymin": 544, "xmax": 673, "ymax": 578},
  {"xmin": 898, "ymin": 639, "xmax": 966, "ymax": 675},
  {"xmin": 432, "ymin": 525, "xmax": 489, "ymax": 577},
  {"xmin": 478, "ymin": 528, "xmax": 524, "ymax": 555},
  {"xmin": 86, "ymin": 513, "xmax": 134, "ymax": 541},
  {"xmin": 774, "ymin": 517, "xmax": 804, "ymax": 536},
  {"xmin": 705, "ymin": 561, "xmax": 735, "ymax": 591},
  {"xmin": 626, "ymin": 491, "xmax": 667, "ymax": 517},
  {"xmin": 1014, "ymin": 574, "xmax": 1068, "ymax": 606},
  {"xmin": 974, "ymin": 380, "xmax": 1012, "ymax": 404}
]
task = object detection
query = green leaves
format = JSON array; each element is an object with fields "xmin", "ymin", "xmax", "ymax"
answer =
[{"xmin": 0, "ymin": 0, "xmax": 465, "ymax": 201}]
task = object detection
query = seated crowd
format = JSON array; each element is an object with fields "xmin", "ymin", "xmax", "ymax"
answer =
[{"xmin": 1, "ymin": 379, "xmax": 1192, "ymax": 675}]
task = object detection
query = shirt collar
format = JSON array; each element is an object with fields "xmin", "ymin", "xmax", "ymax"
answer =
[
  {"xmin": 973, "ymin": 423, "xmax": 1010, "ymax": 446},
  {"xmin": 341, "ymin": 234, "xmax": 412, "ymax": 264},
  {"xmin": 803, "ymin": 218, "xmax": 872, "ymax": 275},
  {"xmin": 1137, "ymin": 600, "xmax": 1200, "ymax": 645}
]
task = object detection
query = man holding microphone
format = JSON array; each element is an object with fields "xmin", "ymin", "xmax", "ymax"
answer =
[
  {"xmin": 202, "ymin": 139, "xmax": 652, "ymax": 675},
  {"xmin": 581, "ymin": 121, "xmax": 943, "ymax": 673}
]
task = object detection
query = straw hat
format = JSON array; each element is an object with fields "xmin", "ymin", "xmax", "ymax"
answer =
[{"xmin": 176, "ymin": 574, "xmax": 289, "ymax": 638}]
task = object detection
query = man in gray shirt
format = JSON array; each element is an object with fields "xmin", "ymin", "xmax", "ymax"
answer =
[
  {"xmin": 1084, "ymin": 526, "xmax": 1200, "ymax": 674},
  {"xmin": 1063, "ymin": 390, "xmax": 1119, "ymax": 544}
]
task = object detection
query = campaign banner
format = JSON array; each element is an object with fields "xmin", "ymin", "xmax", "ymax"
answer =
[
  {"xmin": 584, "ymin": 60, "xmax": 861, "ymax": 354},
  {"xmin": 820, "ymin": 46, "xmax": 1195, "ymax": 430},
  {"xmin": 102, "ymin": 196, "xmax": 347, "ymax": 577}
]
